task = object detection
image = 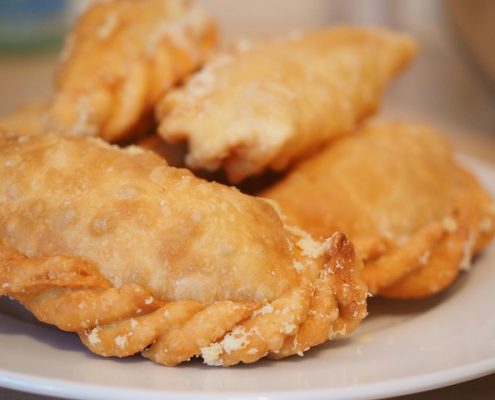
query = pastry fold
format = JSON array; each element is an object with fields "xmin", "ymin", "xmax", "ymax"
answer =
[
  {"xmin": 0, "ymin": 132, "xmax": 367, "ymax": 366},
  {"xmin": 157, "ymin": 27, "xmax": 417, "ymax": 182},
  {"xmin": 12, "ymin": 0, "xmax": 216, "ymax": 142},
  {"xmin": 262, "ymin": 122, "xmax": 495, "ymax": 298}
]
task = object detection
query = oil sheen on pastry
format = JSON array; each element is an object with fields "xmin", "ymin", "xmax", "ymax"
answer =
[
  {"xmin": 45, "ymin": 0, "xmax": 217, "ymax": 142},
  {"xmin": 262, "ymin": 122, "xmax": 495, "ymax": 298},
  {"xmin": 0, "ymin": 132, "xmax": 367, "ymax": 366},
  {"xmin": 157, "ymin": 27, "xmax": 417, "ymax": 182}
]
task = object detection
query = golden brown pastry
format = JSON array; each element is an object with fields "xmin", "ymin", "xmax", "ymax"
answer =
[
  {"xmin": 0, "ymin": 132, "xmax": 367, "ymax": 366},
  {"xmin": 44, "ymin": 0, "xmax": 217, "ymax": 142},
  {"xmin": 262, "ymin": 122, "xmax": 495, "ymax": 298},
  {"xmin": 157, "ymin": 27, "xmax": 417, "ymax": 182}
]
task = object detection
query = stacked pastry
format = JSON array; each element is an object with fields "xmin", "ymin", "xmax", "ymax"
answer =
[{"xmin": 0, "ymin": 0, "xmax": 493, "ymax": 367}]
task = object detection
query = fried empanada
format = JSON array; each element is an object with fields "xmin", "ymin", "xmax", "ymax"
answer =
[
  {"xmin": 44, "ymin": 0, "xmax": 217, "ymax": 142},
  {"xmin": 262, "ymin": 122, "xmax": 495, "ymax": 298},
  {"xmin": 157, "ymin": 27, "xmax": 417, "ymax": 182},
  {"xmin": 0, "ymin": 132, "xmax": 367, "ymax": 366}
]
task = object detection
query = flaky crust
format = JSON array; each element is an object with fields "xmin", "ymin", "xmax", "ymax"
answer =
[
  {"xmin": 157, "ymin": 27, "xmax": 416, "ymax": 182},
  {"xmin": 0, "ymin": 132, "xmax": 367, "ymax": 365},
  {"xmin": 262, "ymin": 122, "xmax": 495, "ymax": 298},
  {"xmin": 44, "ymin": 0, "xmax": 217, "ymax": 142}
]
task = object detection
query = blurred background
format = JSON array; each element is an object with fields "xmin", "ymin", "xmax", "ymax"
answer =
[{"xmin": 0, "ymin": 0, "xmax": 494, "ymax": 159}]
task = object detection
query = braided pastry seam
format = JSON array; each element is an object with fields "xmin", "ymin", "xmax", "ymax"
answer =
[
  {"xmin": 0, "ymin": 232, "xmax": 367, "ymax": 367},
  {"xmin": 364, "ymin": 176, "xmax": 495, "ymax": 297},
  {"xmin": 46, "ymin": 0, "xmax": 217, "ymax": 141},
  {"xmin": 362, "ymin": 223, "xmax": 446, "ymax": 295},
  {"xmin": 378, "ymin": 174, "xmax": 495, "ymax": 298}
]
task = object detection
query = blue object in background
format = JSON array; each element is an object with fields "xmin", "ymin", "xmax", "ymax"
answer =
[{"xmin": 0, "ymin": 0, "xmax": 68, "ymax": 54}]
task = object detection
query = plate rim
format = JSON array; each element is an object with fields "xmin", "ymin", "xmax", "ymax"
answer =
[{"xmin": 1, "ymin": 358, "xmax": 494, "ymax": 400}]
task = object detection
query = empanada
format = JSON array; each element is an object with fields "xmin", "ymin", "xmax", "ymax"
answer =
[
  {"xmin": 45, "ymin": 0, "xmax": 217, "ymax": 142},
  {"xmin": 157, "ymin": 27, "xmax": 417, "ymax": 182},
  {"xmin": 262, "ymin": 122, "xmax": 495, "ymax": 298},
  {"xmin": 0, "ymin": 132, "xmax": 367, "ymax": 366}
]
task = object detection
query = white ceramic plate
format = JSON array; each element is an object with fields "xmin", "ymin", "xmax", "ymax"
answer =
[{"xmin": 0, "ymin": 156, "xmax": 494, "ymax": 400}]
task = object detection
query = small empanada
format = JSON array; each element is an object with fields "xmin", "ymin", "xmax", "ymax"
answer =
[
  {"xmin": 44, "ymin": 0, "xmax": 217, "ymax": 142},
  {"xmin": 262, "ymin": 122, "xmax": 495, "ymax": 298},
  {"xmin": 0, "ymin": 132, "xmax": 367, "ymax": 366},
  {"xmin": 157, "ymin": 27, "xmax": 417, "ymax": 182}
]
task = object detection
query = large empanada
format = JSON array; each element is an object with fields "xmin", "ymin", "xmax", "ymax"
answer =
[
  {"xmin": 0, "ymin": 132, "xmax": 367, "ymax": 366},
  {"xmin": 262, "ymin": 122, "xmax": 495, "ymax": 298},
  {"xmin": 44, "ymin": 0, "xmax": 217, "ymax": 142},
  {"xmin": 157, "ymin": 27, "xmax": 416, "ymax": 182}
]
